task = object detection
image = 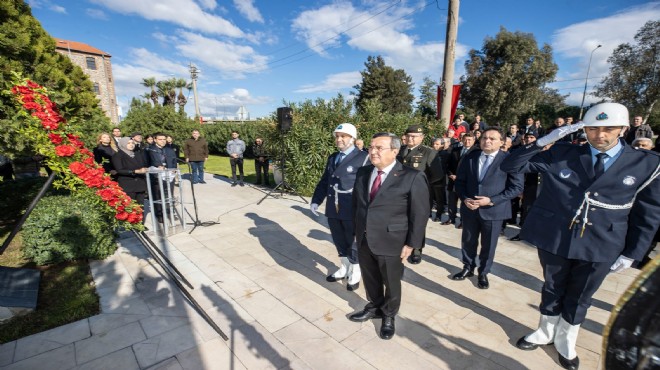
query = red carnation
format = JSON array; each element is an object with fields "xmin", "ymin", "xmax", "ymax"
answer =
[
  {"xmin": 22, "ymin": 101, "xmax": 42, "ymax": 111},
  {"xmin": 26, "ymin": 80, "xmax": 40, "ymax": 89},
  {"xmin": 69, "ymin": 161, "xmax": 87, "ymax": 175},
  {"xmin": 48, "ymin": 133, "xmax": 64, "ymax": 144},
  {"xmin": 115, "ymin": 212, "xmax": 129, "ymax": 221},
  {"xmin": 54, "ymin": 145, "xmax": 76, "ymax": 157}
]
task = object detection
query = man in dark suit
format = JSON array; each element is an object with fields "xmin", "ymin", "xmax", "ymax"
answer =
[
  {"xmin": 311, "ymin": 123, "xmax": 369, "ymax": 291},
  {"xmin": 443, "ymin": 133, "xmax": 476, "ymax": 227},
  {"xmin": 502, "ymin": 103, "xmax": 660, "ymax": 370},
  {"xmin": 430, "ymin": 138, "xmax": 451, "ymax": 222},
  {"xmin": 450, "ymin": 127, "xmax": 524, "ymax": 289},
  {"xmin": 349, "ymin": 133, "xmax": 430, "ymax": 340},
  {"xmin": 397, "ymin": 125, "xmax": 436, "ymax": 264},
  {"xmin": 144, "ymin": 132, "xmax": 178, "ymax": 223}
]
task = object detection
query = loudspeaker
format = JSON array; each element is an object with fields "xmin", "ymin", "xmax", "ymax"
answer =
[{"xmin": 277, "ymin": 107, "xmax": 293, "ymax": 132}]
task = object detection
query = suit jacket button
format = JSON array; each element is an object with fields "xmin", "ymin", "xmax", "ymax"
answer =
[{"xmin": 593, "ymin": 192, "xmax": 599, "ymax": 196}]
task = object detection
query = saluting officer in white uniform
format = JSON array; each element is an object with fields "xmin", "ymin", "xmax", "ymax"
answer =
[
  {"xmin": 311, "ymin": 123, "xmax": 370, "ymax": 291},
  {"xmin": 501, "ymin": 102, "xmax": 660, "ymax": 370}
]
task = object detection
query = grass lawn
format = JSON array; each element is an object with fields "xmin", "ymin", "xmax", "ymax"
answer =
[
  {"xmin": 0, "ymin": 178, "xmax": 99, "ymax": 344},
  {"xmin": 179, "ymin": 154, "xmax": 275, "ymax": 184}
]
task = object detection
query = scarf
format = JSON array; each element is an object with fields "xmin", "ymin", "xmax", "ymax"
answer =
[{"xmin": 117, "ymin": 137, "xmax": 135, "ymax": 158}]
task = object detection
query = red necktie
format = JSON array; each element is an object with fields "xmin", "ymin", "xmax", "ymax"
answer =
[{"xmin": 369, "ymin": 170, "xmax": 384, "ymax": 201}]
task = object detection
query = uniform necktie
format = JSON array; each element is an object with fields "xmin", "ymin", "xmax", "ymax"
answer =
[
  {"xmin": 594, "ymin": 152, "xmax": 608, "ymax": 179},
  {"xmin": 461, "ymin": 147, "xmax": 467, "ymax": 157},
  {"xmin": 369, "ymin": 171, "xmax": 384, "ymax": 201},
  {"xmin": 479, "ymin": 154, "xmax": 492, "ymax": 182},
  {"xmin": 335, "ymin": 152, "xmax": 345, "ymax": 166}
]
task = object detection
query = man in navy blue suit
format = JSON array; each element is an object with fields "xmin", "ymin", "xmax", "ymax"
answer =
[
  {"xmin": 450, "ymin": 127, "xmax": 524, "ymax": 289},
  {"xmin": 502, "ymin": 102, "xmax": 660, "ymax": 370},
  {"xmin": 311, "ymin": 123, "xmax": 370, "ymax": 291}
]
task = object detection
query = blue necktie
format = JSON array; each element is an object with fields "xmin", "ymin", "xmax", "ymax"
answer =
[
  {"xmin": 479, "ymin": 155, "xmax": 492, "ymax": 182},
  {"xmin": 335, "ymin": 152, "xmax": 345, "ymax": 166}
]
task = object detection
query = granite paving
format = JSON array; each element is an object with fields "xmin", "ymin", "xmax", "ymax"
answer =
[{"xmin": 0, "ymin": 173, "xmax": 645, "ymax": 369}]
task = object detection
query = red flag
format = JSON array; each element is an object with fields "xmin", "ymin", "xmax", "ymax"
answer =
[{"xmin": 436, "ymin": 85, "xmax": 461, "ymax": 121}]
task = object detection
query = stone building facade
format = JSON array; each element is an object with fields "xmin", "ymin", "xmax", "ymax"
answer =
[{"xmin": 54, "ymin": 38, "xmax": 119, "ymax": 124}]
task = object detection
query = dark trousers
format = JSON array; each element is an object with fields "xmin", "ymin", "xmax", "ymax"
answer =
[
  {"xmin": 447, "ymin": 190, "xmax": 460, "ymax": 222},
  {"xmin": 508, "ymin": 196, "xmax": 521, "ymax": 224},
  {"xmin": 230, "ymin": 158, "xmax": 244, "ymax": 182},
  {"xmin": 537, "ymin": 249, "xmax": 613, "ymax": 325},
  {"xmin": 255, "ymin": 159, "xmax": 269, "ymax": 185},
  {"xmin": 431, "ymin": 183, "xmax": 446, "ymax": 216},
  {"xmin": 190, "ymin": 161, "xmax": 205, "ymax": 183},
  {"xmin": 359, "ymin": 238, "xmax": 404, "ymax": 317},
  {"xmin": 460, "ymin": 208, "xmax": 502, "ymax": 275},
  {"xmin": 327, "ymin": 218, "xmax": 358, "ymax": 263},
  {"xmin": 519, "ymin": 195, "xmax": 536, "ymax": 226}
]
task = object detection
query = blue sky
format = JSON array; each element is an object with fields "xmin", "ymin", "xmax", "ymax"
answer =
[{"xmin": 29, "ymin": 0, "xmax": 660, "ymax": 121}]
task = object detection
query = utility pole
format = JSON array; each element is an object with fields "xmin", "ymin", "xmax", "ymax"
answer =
[
  {"xmin": 189, "ymin": 63, "xmax": 201, "ymax": 120},
  {"xmin": 439, "ymin": 0, "xmax": 460, "ymax": 128}
]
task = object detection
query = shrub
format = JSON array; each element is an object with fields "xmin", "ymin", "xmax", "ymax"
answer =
[{"xmin": 22, "ymin": 194, "xmax": 117, "ymax": 265}]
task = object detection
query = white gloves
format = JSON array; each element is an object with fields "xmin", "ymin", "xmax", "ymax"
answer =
[
  {"xmin": 610, "ymin": 255, "xmax": 634, "ymax": 273},
  {"xmin": 310, "ymin": 203, "xmax": 319, "ymax": 216},
  {"xmin": 536, "ymin": 123, "xmax": 584, "ymax": 147}
]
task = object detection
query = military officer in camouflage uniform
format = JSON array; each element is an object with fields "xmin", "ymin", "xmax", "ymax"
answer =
[{"xmin": 397, "ymin": 125, "xmax": 436, "ymax": 264}]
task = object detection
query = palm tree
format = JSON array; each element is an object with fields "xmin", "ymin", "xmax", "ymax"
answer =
[
  {"xmin": 175, "ymin": 78, "xmax": 188, "ymax": 113},
  {"xmin": 141, "ymin": 77, "xmax": 158, "ymax": 106},
  {"xmin": 156, "ymin": 79, "xmax": 177, "ymax": 107}
]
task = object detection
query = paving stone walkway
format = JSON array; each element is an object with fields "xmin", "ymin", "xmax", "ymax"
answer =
[{"xmin": 0, "ymin": 173, "xmax": 639, "ymax": 369}]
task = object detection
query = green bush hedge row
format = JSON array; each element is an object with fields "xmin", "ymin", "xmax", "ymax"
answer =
[{"xmin": 22, "ymin": 194, "xmax": 117, "ymax": 265}]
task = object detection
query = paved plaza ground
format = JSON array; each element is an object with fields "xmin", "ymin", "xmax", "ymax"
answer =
[{"xmin": 0, "ymin": 173, "xmax": 639, "ymax": 369}]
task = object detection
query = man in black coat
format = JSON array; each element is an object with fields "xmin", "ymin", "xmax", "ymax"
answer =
[
  {"xmin": 144, "ymin": 133, "xmax": 178, "ymax": 223},
  {"xmin": 443, "ymin": 133, "xmax": 476, "ymax": 228},
  {"xmin": 450, "ymin": 127, "xmax": 524, "ymax": 289},
  {"xmin": 429, "ymin": 137, "xmax": 450, "ymax": 222},
  {"xmin": 349, "ymin": 133, "xmax": 430, "ymax": 340}
]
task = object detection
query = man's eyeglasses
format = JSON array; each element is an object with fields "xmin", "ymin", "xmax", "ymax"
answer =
[{"xmin": 368, "ymin": 146, "xmax": 393, "ymax": 153}]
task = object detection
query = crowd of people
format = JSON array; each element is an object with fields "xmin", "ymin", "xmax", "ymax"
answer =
[{"xmin": 309, "ymin": 103, "xmax": 659, "ymax": 370}]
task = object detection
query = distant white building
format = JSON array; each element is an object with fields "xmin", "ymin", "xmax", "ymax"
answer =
[{"xmin": 236, "ymin": 106, "xmax": 249, "ymax": 121}]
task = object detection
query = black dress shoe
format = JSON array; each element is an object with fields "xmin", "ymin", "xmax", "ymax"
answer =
[
  {"xmin": 379, "ymin": 317, "xmax": 395, "ymax": 340},
  {"xmin": 478, "ymin": 274, "xmax": 489, "ymax": 289},
  {"xmin": 509, "ymin": 234, "xmax": 521, "ymax": 241},
  {"xmin": 451, "ymin": 267, "xmax": 474, "ymax": 280},
  {"xmin": 457, "ymin": 222, "xmax": 463, "ymax": 229},
  {"xmin": 440, "ymin": 220, "xmax": 453, "ymax": 225},
  {"xmin": 515, "ymin": 336, "xmax": 540, "ymax": 351},
  {"xmin": 231, "ymin": 182, "xmax": 238, "ymax": 187},
  {"xmin": 558, "ymin": 353, "xmax": 579, "ymax": 370},
  {"xmin": 349, "ymin": 309, "xmax": 382, "ymax": 322},
  {"xmin": 347, "ymin": 282, "xmax": 359, "ymax": 291},
  {"xmin": 408, "ymin": 254, "xmax": 422, "ymax": 264},
  {"xmin": 326, "ymin": 274, "xmax": 346, "ymax": 282}
]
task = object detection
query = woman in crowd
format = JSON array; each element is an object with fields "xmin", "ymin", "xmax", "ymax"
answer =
[
  {"xmin": 93, "ymin": 132, "xmax": 117, "ymax": 176},
  {"xmin": 145, "ymin": 135, "xmax": 155, "ymax": 146},
  {"xmin": 112, "ymin": 137, "xmax": 148, "ymax": 206}
]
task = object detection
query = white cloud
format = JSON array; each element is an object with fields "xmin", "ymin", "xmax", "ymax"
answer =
[
  {"xmin": 194, "ymin": 88, "xmax": 271, "ymax": 118},
  {"xmin": 196, "ymin": 0, "xmax": 217, "ymax": 11},
  {"xmin": 49, "ymin": 4, "xmax": 66, "ymax": 13},
  {"xmin": 90, "ymin": 0, "xmax": 244, "ymax": 37},
  {"xmin": 233, "ymin": 0, "xmax": 264, "ymax": 23},
  {"xmin": 552, "ymin": 2, "xmax": 660, "ymax": 106},
  {"xmin": 291, "ymin": 2, "xmax": 469, "ymax": 84},
  {"xmin": 112, "ymin": 49, "xmax": 190, "ymax": 116},
  {"xmin": 174, "ymin": 31, "xmax": 269, "ymax": 78},
  {"xmin": 86, "ymin": 8, "xmax": 108, "ymax": 20},
  {"xmin": 295, "ymin": 71, "xmax": 361, "ymax": 93}
]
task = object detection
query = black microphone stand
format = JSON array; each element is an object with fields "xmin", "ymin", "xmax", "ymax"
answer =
[{"xmin": 176, "ymin": 159, "xmax": 218, "ymax": 234}]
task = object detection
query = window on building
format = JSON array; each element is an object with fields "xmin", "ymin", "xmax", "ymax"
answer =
[
  {"xmin": 93, "ymin": 83, "xmax": 100, "ymax": 95},
  {"xmin": 86, "ymin": 57, "xmax": 97, "ymax": 70}
]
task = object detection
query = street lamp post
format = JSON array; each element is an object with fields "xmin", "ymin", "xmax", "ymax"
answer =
[{"xmin": 578, "ymin": 44, "xmax": 602, "ymax": 120}]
